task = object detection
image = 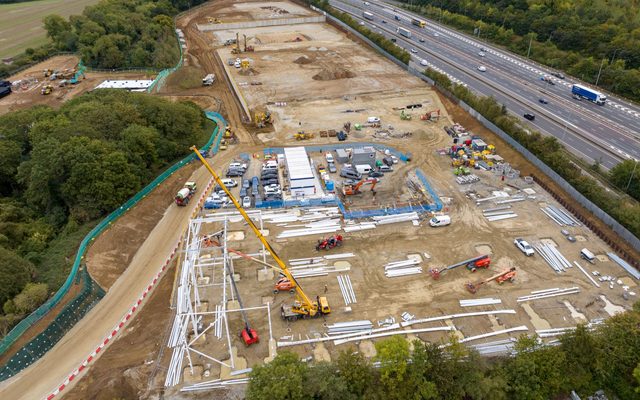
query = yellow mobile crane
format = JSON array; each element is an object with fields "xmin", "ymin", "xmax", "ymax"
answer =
[{"xmin": 191, "ymin": 147, "xmax": 331, "ymax": 321}]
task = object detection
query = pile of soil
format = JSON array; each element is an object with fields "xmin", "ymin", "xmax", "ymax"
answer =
[
  {"xmin": 312, "ymin": 66, "xmax": 356, "ymax": 81},
  {"xmin": 238, "ymin": 67, "xmax": 260, "ymax": 76},
  {"xmin": 294, "ymin": 55, "xmax": 314, "ymax": 64}
]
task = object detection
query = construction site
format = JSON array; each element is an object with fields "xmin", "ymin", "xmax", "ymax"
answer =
[{"xmin": 0, "ymin": 1, "xmax": 638, "ymax": 399}]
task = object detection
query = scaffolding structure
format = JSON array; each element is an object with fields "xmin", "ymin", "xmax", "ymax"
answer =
[{"xmin": 164, "ymin": 212, "xmax": 272, "ymax": 387}]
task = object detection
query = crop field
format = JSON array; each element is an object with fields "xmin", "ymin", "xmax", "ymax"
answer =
[{"xmin": 0, "ymin": 0, "xmax": 99, "ymax": 59}]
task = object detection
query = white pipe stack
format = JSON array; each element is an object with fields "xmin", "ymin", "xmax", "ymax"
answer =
[
  {"xmin": 373, "ymin": 212, "xmax": 419, "ymax": 225},
  {"xmin": 337, "ymin": 275, "xmax": 357, "ymax": 305},
  {"xmin": 383, "ymin": 259, "xmax": 423, "ymax": 277},
  {"xmin": 533, "ymin": 242, "xmax": 571, "ymax": 272},
  {"xmin": 459, "ymin": 298, "xmax": 502, "ymax": 307},
  {"xmin": 516, "ymin": 287, "xmax": 580, "ymax": 302}
]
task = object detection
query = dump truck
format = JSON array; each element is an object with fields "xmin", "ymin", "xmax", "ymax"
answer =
[
  {"xmin": 175, "ymin": 181, "xmax": 197, "ymax": 206},
  {"xmin": 572, "ymin": 84, "xmax": 606, "ymax": 105}
]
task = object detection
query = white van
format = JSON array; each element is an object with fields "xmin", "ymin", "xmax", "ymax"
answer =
[
  {"xmin": 580, "ymin": 248, "xmax": 596, "ymax": 263},
  {"xmin": 262, "ymin": 163, "xmax": 278, "ymax": 171},
  {"xmin": 229, "ymin": 162, "xmax": 247, "ymax": 170},
  {"xmin": 355, "ymin": 164, "xmax": 372, "ymax": 174},
  {"xmin": 429, "ymin": 215, "xmax": 451, "ymax": 227},
  {"xmin": 367, "ymin": 116, "xmax": 381, "ymax": 124}
]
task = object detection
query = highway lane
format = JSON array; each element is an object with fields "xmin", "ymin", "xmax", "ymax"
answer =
[
  {"xmin": 333, "ymin": 0, "xmax": 623, "ymax": 167},
  {"xmin": 374, "ymin": 0, "xmax": 640, "ymax": 138},
  {"xmin": 337, "ymin": 0, "xmax": 640, "ymax": 165}
]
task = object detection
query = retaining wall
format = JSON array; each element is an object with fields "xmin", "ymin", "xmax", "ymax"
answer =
[{"xmin": 197, "ymin": 15, "xmax": 325, "ymax": 31}]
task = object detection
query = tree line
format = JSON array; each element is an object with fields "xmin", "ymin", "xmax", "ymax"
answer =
[
  {"xmin": 401, "ymin": 0, "xmax": 640, "ymax": 103},
  {"xmin": 424, "ymin": 68, "xmax": 640, "ymax": 240},
  {"xmin": 0, "ymin": 0, "xmax": 209, "ymax": 78},
  {"xmin": 247, "ymin": 304, "xmax": 640, "ymax": 400},
  {"xmin": 0, "ymin": 90, "xmax": 210, "ymax": 335}
]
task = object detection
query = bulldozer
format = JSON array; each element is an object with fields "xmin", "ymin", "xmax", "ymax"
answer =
[
  {"xmin": 294, "ymin": 131, "xmax": 314, "ymax": 140},
  {"xmin": 254, "ymin": 111, "xmax": 272, "ymax": 128},
  {"xmin": 41, "ymin": 85, "xmax": 53, "ymax": 95},
  {"xmin": 400, "ymin": 110, "xmax": 412, "ymax": 120},
  {"xmin": 342, "ymin": 178, "xmax": 378, "ymax": 196},
  {"xmin": 465, "ymin": 267, "xmax": 516, "ymax": 294}
]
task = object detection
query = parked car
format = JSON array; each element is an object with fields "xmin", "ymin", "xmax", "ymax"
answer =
[
  {"xmin": 229, "ymin": 162, "xmax": 247, "ymax": 170},
  {"xmin": 262, "ymin": 178, "xmax": 279, "ymax": 186},
  {"xmin": 252, "ymin": 176, "xmax": 260, "ymax": 187},
  {"xmin": 340, "ymin": 169, "xmax": 362, "ymax": 180},
  {"xmin": 523, "ymin": 113, "xmax": 535, "ymax": 121},
  {"xmin": 378, "ymin": 165, "xmax": 393, "ymax": 173},
  {"xmin": 327, "ymin": 162, "xmax": 337, "ymax": 173},
  {"xmin": 368, "ymin": 171, "xmax": 384, "ymax": 178},
  {"xmin": 514, "ymin": 238, "xmax": 535, "ymax": 256},
  {"xmin": 221, "ymin": 178, "xmax": 238, "ymax": 187},
  {"xmin": 239, "ymin": 187, "xmax": 247, "ymax": 197},
  {"xmin": 226, "ymin": 169, "xmax": 244, "ymax": 177},
  {"xmin": 242, "ymin": 196, "xmax": 251, "ymax": 208},
  {"xmin": 242, "ymin": 179, "xmax": 250, "ymax": 189}
]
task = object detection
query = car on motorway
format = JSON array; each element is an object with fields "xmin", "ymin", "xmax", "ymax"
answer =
[
  {"xmin": 523, "ymin": 113, "xmax": 535, "ymax": 121},
  {"xmin": 391, "ymin": 38, "xmax": 396, "ymax": 43},
  {"xmin": 551, "ymin": 72, "xmax": 565, "ymax": 79},
  {"xmin": 480, "ymin": 47, "xmax": 487, "ymax": 51},
  {"xmin": 477, "ymin": 65, "xmax": 487, "ymax": 72},
  {"xmin": 514, "ymin": 238, "xmax": 535, "ymax": 256},
  {"xmin": 478, "ymin": 51, "xmax": 486, "ymax": 57},
  {"xmin": 364, "ymin": 1, "xmax": 370, "ymax": 5},
  {"xmin": 382, "ymin": 20, "xmax": 386, "ymax": 23},
  {"xmin": 420, "ymin": 59, "xmax": 428, "ymax": 66},
  {"xmin": 419, "ymin": 38, "xmax": 425, "ymax": 42},
  {"xmin": 539, "ymin": 98, "xmax": 549, "ymax": 104},
  {"xmin": 434, "ymin": 32, "xmax": 440, "ymax": 37},
  {"xmin": 410, "ymin": 48, "xmax": 417, "ymax": 53},
  {"xmin": 359, "ymin": 21, "xmax": 365, "ymax": 26}
]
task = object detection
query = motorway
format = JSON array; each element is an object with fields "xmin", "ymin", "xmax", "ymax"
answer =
[{"xmin": 331, "ymin": 0, "xmax": 640, "ymax": 169}]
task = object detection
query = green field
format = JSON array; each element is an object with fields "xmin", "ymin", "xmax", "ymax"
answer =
[{"xmin": 0, "ymin": 0, "xmax": 100, "ymax": 59}]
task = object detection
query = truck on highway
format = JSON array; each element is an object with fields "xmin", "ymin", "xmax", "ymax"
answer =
[
  {"xmin": 411, "ymin": 18, "xmax": 426, "ymax": 27},
  {"xmin": 363, "ymin": 11, "xmax": 374, "ymax": 20},
  {"xmin": 397, "ymin": 27, "xmax": 412, "ymax": 38},
  {"xmin": 175, "ymin": 181, "xmax": 197, "ymax": 206},
  {"xmin": 571, "ymin": 84, "xmax": 607, "ymax": 105}
]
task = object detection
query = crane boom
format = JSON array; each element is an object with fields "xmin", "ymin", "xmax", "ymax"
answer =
[{"xmin": 191, "ymin": 147, "xmax": 320, "ymax": 315}]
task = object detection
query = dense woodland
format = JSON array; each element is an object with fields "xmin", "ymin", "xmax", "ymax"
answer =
[
  {"xmin": 0, "ymin": 0, "xmax": 208, "ymax": 78},
  {"xmin": 247, "ymin": 305, "xmax": 640, "ymax": 399},
  {"xmin": 403, "ymin": 0, "xmax": 640, "ymax": 102},
  {"xmin": 0, "ymin": 91, "xmax": 210, "ymax": 335}
]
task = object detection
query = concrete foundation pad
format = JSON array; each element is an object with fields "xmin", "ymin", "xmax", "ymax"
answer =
[
  {"xmin": 521, "ymin": 303, "xmax": 551, "ymax": 330},
  {"xmin": 600, "ymin": 295, "xmax": 625, "ymax": 316},
  {"xmin": 264, "ymin": 338, "xmax": 278, "ymax": 363},
  {"xmin": 563, "ymin": 301, "xmax": 587, "ymax": 323},
  {"xmin": 359, "ymin": 340, "xmax": 377, "ymax": 357},
  {"xmin": 228, "ymin": 231, "xmax": 246, "ymax": 241},
  {"xmin": 220, "ymin": 347, "xmax": 248, "ymax": 379},
  {"xmin": 313, "ymin": 342, "xmax": 331, "ymax": 362},
  {"xmin": 258, "ymin": 268, "xmax": 275, "ymax": 282},
  {"xmin": 182, "ymin": 365, "xmax": 204, "ymax": 384}
]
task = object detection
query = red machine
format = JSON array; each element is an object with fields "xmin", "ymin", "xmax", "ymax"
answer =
[
  {"xmin": 316, "ymin": 234, "xmax": 343, "ymax": 251},
  {"xmin": 273, "ymin": 277, "xmax": 296, "ymax": 294},
  {"xmin": 342, "ymin": 178, "xmax": 378, "ymax": 196},
  {"xmin": 465, "ymin": 267, "xmax": 517, "ymax": 294},
  {"xmin": 429, "ymin": 255, "xmax": 491, "ymax": 280}
]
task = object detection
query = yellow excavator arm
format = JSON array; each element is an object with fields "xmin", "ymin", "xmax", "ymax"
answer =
[{"xmin": 191, "ymin": 147, "xmax": 319, "ymax": 313}]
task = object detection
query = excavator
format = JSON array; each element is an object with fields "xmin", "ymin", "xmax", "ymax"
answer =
[
  {"xmin": 254, "ymin": 111, "xmax": 273, "ymax": 128},
  {"xmin": 41, "ymin": 85, "xmax": 53, "ymax": 95},
  {"xmin": 429, "ymin": 254, "xmax": 491, "ymax": 280},
  {"xmin": 465, "ymin": 267, "xmax": 516, "ymax": 294},
  {"xmin": 420, "ymin": 109, "xmax": 440, "ymax": 121},
  {"xmin": 192, "ymin": 147, "xmax": 331, "ymax": 322},
  {"xmin": 342, "ymin": 178, "xmax": 378, "ymax": 196},
  {"xmin": 400, "ymin": 110, "xmax": 412, "ymax": 120}
]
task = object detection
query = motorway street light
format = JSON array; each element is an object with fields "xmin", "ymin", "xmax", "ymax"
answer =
[
  {"xmin": 595, "ymin": 57, "xmax": 606, "ymax": 86},
  {"xmin": 626, "ymin": 160, "xmax": 638, "ymax": 192},
  {"xmin": 526, "ymin": 35, "xmax": 533, "ymax": 58}
]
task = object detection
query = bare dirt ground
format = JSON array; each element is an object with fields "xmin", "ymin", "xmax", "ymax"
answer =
[
  {"xmin": 6, "ymin": 1, "xmax": 638, "ymax": 399},
  {"xmin": 0, "ymin": 55, "xmax": 154, "ymax": 115}
]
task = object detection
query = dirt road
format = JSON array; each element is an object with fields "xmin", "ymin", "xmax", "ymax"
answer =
[{"xmin": 0, "ymin": 163, "xmax": 213, "ymax": 400}]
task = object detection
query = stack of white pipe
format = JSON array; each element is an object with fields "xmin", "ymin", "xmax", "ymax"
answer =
[
  {"xmin": 276, "ymin": 223, "xmax": 341, "ymax": 238},
  {"xmin": 533, "ymin": 242, "xmax": 572, "ymax": 272},
  {"xmin": 459, "ymin": 298, "xmax": 502, "ymax": 307},
  {"xmin": 337, "ymin": 275, "xmax": 357, "ymax": 305},
  {"xmin": 327, "ymin": 320, "xmax": 373, "ymax": 335},
  {"xmin": 343, "ymin": 222, "xmax": 377, "ymax": 232},
  {"xmin": 181, "ymin": 378, "xmax": 250, "ymax": 392},
  {"xmin": 384, "ymin": 259, "xmax": 422, "ymax": 277},
  {"xmin": 373, "ymin": 212, "xmax": 419, "ymax": 225},
  {"xmin": 516, "ymin": 287, "xmax": 580, "ymax": 302}
]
